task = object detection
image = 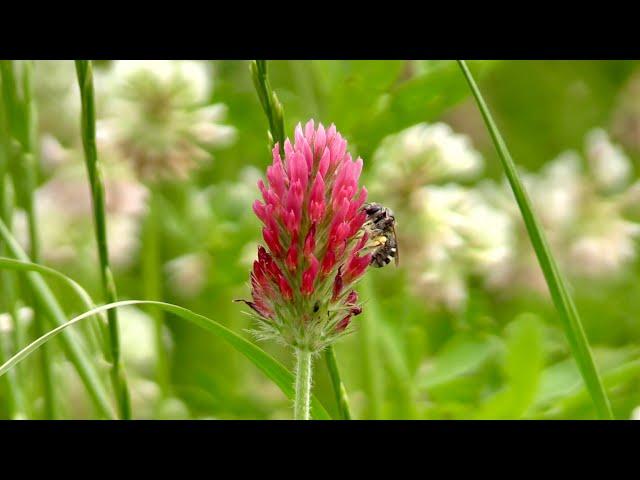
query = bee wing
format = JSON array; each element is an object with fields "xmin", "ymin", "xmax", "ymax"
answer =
[{"xmin": 392, "ymin": 223, "xmax": 399, "ymax": 267}]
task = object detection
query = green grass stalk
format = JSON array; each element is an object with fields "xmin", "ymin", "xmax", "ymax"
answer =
[
  {"xmin": 0, "ymin": 217, "xmax": 115, "ymax": 418},
  {"xmin": 75, "ymin": 60, "xmax": 131, "ymax": 419},
  {"xmin": 324, "ymin": 346, "xmax": 352, "ymax": 419},
  {"xmin": 250, "ymin": 59, "xmax": 353, "ymax": 419},
  {"xmin": 142, "ymin": 191, "xmax": 171, "ymax": 396},
  {"xmin": 359, "ymin": 276, "xmax": 384, "ymax": 419},
  {"xmin": 19, "ymin": 61, "xmax": 57, "ymax": 419},
  {"xmin": 457, "ymin": 60, "xmax": 613, "ymax": 419}
]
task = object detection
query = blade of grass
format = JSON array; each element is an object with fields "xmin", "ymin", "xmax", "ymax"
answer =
[
  {"xmin": 75, "ymin": 60, "xmax": 131, "ymax": 420},
  {"xmin": 324, "ymin": 346, "xmax": 352, "ymax": 420},
  {"xmin": 251, "ymin": 59, "xmax": 351, "ymax": 419},
  {"xmin": 18, "ymin": 61, "xmax": 56, "ymax": 418},
  {"xmin": 1, "ymin": 60, "xmax": 56, "ymax": 418},
  {"xmin": 0, "ymin": 299, "xmax": 332, "ymax": 420},
  {"xmin": 0, "ymin": 256, "xmax": 108, "ymax": 355},
  {"xmin": 457, "ymin": 60, "xmax": 613, "ymax": 419},
  {"xmin": 359, "ymin": 276, "xmax": 384, "ymax": 419},
  {"xmin": 0, "ymin": 217, "xmax": 115, "ymax": 418},
  {"xmin": 0, "ymin": 180, "xmax": 28, "ymax": 419}
]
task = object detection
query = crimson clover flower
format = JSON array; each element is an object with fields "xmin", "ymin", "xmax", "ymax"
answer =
[{"xmin": 239, "ymin": 120, "xmax": 371, "ymax": 352}]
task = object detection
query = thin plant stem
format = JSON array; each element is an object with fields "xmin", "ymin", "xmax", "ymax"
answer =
[
  {"xmin": 294, "ymin": 348, "xmax": 313, "ymax": 420},
  {"xmin": 359, "ymin": 276, "xmax": 384, "ymax": 419},
  {"xmin": 142, "ymin": 190, "xmax": 171, "ymax": 396},
  {"xmin": 75, "ymin": 60, "xmax": 131, "ymax": 420},
  {"xmin": 0, "ymin": 176, "xmax": 28, "ymax": 419},
  {"xmin": 324, "ymin": 346, "xmax": 352, "ymax": 419},
  {"xmin": 20, "ymin": 61, "xmax": 56, "ymax": 419},
  {"xmin": 250, "ymin": 60, "xmax": 285, "ymax": 154},
  {"xmin": 457, "ymin": 60, "xmax": 613, "ymax": 420},
  {"xmin": 1, "ymin": 60, "xmax": 56, "ymax": 418},
  {"xmin": 0, "ymin": 315, "xmax": 27, "ymax": 419},
  {"xmin": 0, "ymin": 217, "xmax": 115, "ymax": 418},
  {"xmin": 250, "ymin": 60, "xmax": 353, "ymax": 419}
]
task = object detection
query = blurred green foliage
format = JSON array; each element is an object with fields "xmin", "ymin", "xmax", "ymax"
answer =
[{"xmin": 2, "ymin": 60, "xmax": 640, "ymax": 419}]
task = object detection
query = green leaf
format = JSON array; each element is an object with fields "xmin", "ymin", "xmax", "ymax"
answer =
[
  {"xmin": 534, "ymin": 346, "xmax": 640, "ymax": 415},
  {"xmin": 352, "ymin": 60, "xmax": 501, "ymax": 159},
  {"xmin": 419, "ymin": 334, "xmax": 501, "ymax": 390},
  {"xmin": 475, "ymin": 314, "xmax": 544, "ymax": 419},
  {"xmin": 457, "ymin": 60, "xmax": 613, "ymax": 419},
  {"xmin": 0, "ymin": 300, "xmax": 332, "ymax": 420}
]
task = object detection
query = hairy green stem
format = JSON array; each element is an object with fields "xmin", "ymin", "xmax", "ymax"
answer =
[
  {"xmin": 294, "ymin": 349, "xmax": 313, "ymax": 420},
  {"xmin": 75, "ymin": 60, "xmax": 131, "ymax": 419},
  {"xmin": 324, "ymin": 346, "xmax": 352, "ymax": 420},
  {"xmin": 457, "ymin": 60, "xmax": 613, "ymax": 419}
]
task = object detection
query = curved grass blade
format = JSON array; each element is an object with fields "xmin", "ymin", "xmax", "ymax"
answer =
[
  {"xmin": 0, "ymin": 300, "xmax": 332, "ymax": 420},
  {"xmin": 457, "ymin": 60, "xmax": 613, "ymax": 419},
  {"xmin": 0, "ymin": 218, "xmax": 116, "ymax": 418},
  {"xmin": 0, "ymin": 257, "xmax": 108, "ymax": 353},
  {"xmin": 0, "ymin": 257, "xmax": 98, "ymax": 312}
]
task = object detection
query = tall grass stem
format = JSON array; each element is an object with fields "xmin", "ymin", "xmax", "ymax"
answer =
[
  {"xmin": 457, "ymin": 60, "xmax": 613, "ymax": 419},
  {"xmin": 142, "ymin": 191, "xmax": 171, "ymax": 396},
  {"xmin": 0, "ymin": 217, "xmax": 115, "ymax": 418},
  {"xmin": 75, "ymin": 60, "xmax": 131, "ymax": 419},
  {"xmin": 324, "ymin": 346, "xmax": 352, "ymax": 419}
]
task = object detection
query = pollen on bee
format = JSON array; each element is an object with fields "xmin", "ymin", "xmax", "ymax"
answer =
[{"xmin": 372, "ymin": 235, "xmax": 388, "ymax": 246}]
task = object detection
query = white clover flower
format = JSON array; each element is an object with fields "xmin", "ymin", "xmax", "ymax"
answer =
[
  {"xmin": 165, "ymin": 252, "xmax": 210, "ymax": 299},
  {"xmin": 486, "ymin": 135, "xmax": 640, "ymax": 296},
  {"xmin": 567, "ymin": 208, "xmax": 640, "ymax": 278},
  {"xmin": 370, "ymin": 122, "xmax": 483, "ymax": 200},
  {"xmin": 585, "ymin": 128, "xmax": 632, "ymax": 192},
  {"xmin": 99, "ymin": 60, "xmax": 236, "ymax": 182},
  {"xmin": 367, "ymin": 122, "xmax": 509, "ymax": 311},
  {"xmin": 409, "ymin": 185, "xmax": 515, "ymax": 310},
  {"xmin": 32, "ymin": 60, "xmax": 81, "ymax": 145},
  {"xmin": 17, "ymin": 160, "xmax": 148, "ymax": 269},
  {"xmin": 118, "ymin": 305, "xmax": 170, "ymax": 374}
]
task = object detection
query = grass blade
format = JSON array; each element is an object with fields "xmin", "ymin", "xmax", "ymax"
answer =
[
  {"xmin": 0, "ymin": 257, "xmax": 107, "ymax": 354},
  {"xmin": 0, "ymin": 299, "xmax": 332, "ymax": 420},
  {"xmin": 324, "ymin": 346, "xmax": 352, "ymax": 419},
  {"xmin": 0, "ymin": 217, "xmax": 116, "ymax": 418},
  {"xmin": 75, "ymin": 60, "xmax": 131, "ymax": 419},
  {"xmin": 457, "ymin": 60, "xmax": 613, "ymax": 419},
  {"xmin": 2, "ymin": 60, "xmax": 57, "ymax": 418}
]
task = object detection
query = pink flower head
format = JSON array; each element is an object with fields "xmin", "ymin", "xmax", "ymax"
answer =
[{"xmin": 240, "ymin": 120, "xmax": 371, "ymax": 351}]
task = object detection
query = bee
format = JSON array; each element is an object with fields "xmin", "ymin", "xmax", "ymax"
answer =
[{"xmin": 362, "ymin": 202, "xmax": 399, "ymax": 268}]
